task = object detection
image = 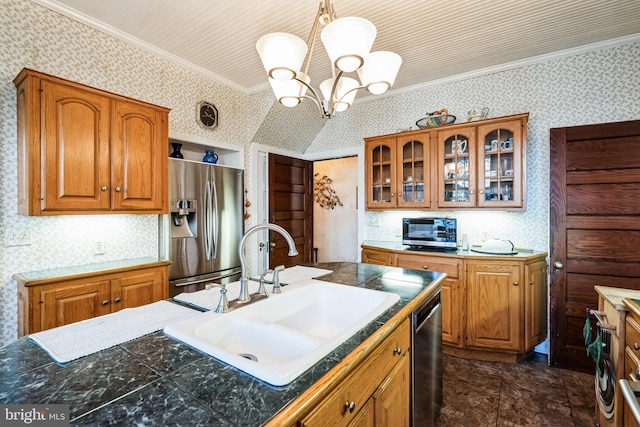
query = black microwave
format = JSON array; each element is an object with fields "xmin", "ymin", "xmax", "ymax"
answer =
[{"xmin": 402, "ymin": 217, "xmax": 457, "ymax": 249}]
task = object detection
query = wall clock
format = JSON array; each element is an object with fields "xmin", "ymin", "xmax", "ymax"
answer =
[{"xmin": 197, "ymin": 101, "xmax": 218, "ymax": 129}]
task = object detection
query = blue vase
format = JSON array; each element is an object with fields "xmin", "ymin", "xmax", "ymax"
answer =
[
  {"xmin": 203, "ymin": 149, "xmax": 218, "ymax": 164},
  {"xmin": 169, "ymin": 143, "xmax": 183, "ymax": 159}
]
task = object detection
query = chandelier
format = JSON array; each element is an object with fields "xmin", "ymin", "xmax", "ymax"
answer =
[{"xmin": 255, "ymin": 0, "xmax": 402, "ymax": 118}]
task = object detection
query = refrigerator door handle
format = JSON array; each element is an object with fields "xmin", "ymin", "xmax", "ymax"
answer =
[
  {"xmin": 211, "ymin": 179, "xmax": 219, "ymax": 260},
  {"xmin": 204, "ymin": 180, "xmax": 212, "ymax": 261}
]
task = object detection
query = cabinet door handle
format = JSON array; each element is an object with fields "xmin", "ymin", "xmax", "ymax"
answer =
[
  {"xmin": 342, "ymin": 401, "xmax": 356, "ymax": 414},
  {"xmin": 101, "ymin": 186, "xmax": 109, "ymax": 191},
  {"xmin": 390, "ymin": 193, "xmax": 395, "ymax": 197},
  {"xmin": 115, "ymin": 187, "xmax": 122, "ymax": 192},
  {"xmin": 470, "ymin": 190, "xmax": 475, "ymax": 195},
  {"xmin": 393, "ymin": 347, "xmax": 402, "ymax": 355},
  {"xmin": 423, "ymin": 265, "xmax": 429, "ymax": 270},
  {"xmin": 102, "ymin": 300, "xmax": 109, "ymax": 306},
  {"xmin": 479, "ymin": 190, "xmax": 484, "ymax": 194},
  {"xmin": 513, "ymin": 281, "xmax": 519, "ymax": 286},
  {"xmin": 529, "ymin": 281, "xmax": 534, "ymax": 285},
  {"xmin": 115, "ymin": 298, "xmax": 122, "ymax": 303},
  {"xmin": 634, "ymin": 343, "xmax": 639, "ymax": 351}
]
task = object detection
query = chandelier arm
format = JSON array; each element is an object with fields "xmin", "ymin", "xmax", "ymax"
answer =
[
  {"xmin": 302, "ymin": 2, "xmax": 325, "ymax": 77},
  {"xmin": 294, "ymin": 75, "xmax": 327, "ymax": 117},
  {"xmin": 325, "ymin": 0, "xmax": 336, "ymax": 22}
]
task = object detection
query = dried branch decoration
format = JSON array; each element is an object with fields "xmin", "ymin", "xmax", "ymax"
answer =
[{"xmin": 314, "ymin": 173, "xmax": 343, "ymax": 209}]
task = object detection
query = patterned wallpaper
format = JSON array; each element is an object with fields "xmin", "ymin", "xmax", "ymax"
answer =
[
  {"xmin": 0, "ymin": 0, "xmax": 638, "ymax": 347},
  {"xmin": 307, "ymin": 41, "xmax": 640, "ymax": 251}
]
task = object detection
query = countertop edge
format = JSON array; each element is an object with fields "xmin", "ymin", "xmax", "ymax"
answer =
[
  {"xmin": 263, "ymin": 273, "xmax": 446, "ymax": 426},
  {"xmin": 13, "ymin": 259, "xmax": 172, "ymax": 287},
  {"xmin": 361, "ymin": 241, "xmax": 547, "ymax": 261}
]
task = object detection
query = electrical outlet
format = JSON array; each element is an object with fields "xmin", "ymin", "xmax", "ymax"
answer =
[
  {"xmin": 6, "ymin": 230, "xmax": 32, "ymax": 247},
  {"xmin": 94, "ymin": 240, "xmax": 106, "ymax": 255}
]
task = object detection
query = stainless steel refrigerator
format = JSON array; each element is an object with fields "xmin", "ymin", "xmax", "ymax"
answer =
[{"xmin": 167, "ymin": 158, "xmax": 244, "ymax": 297}]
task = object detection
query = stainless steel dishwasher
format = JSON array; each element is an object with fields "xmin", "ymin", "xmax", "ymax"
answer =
[{"xmin": 411, "ymin": 288, "xmax": 442, "ymax": 426}]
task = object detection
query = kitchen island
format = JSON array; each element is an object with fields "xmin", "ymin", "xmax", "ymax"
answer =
[{"xmin": 0, "ymin": 262, "xmax": 444, "ymax": 426}]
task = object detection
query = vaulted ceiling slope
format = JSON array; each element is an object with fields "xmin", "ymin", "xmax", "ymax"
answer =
[{"xmin": 34, "ymin": 0, "xmax": 640, "ymax": 150}]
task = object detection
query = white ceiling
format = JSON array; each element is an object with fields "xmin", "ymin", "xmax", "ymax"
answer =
[{"xmin": 35, "ymin": 0, "xmax": 640, "ymax": 96}]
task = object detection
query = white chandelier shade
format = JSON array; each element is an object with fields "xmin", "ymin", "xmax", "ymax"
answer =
[
  {"xmin": 320, "ymin": 76, "xmax": 359, "ymax": 112},
  {"xmin": 357, "ymin": 51, "xmax": 402, "ymax": 95},
  {"xmin": 269, "ymin": 72, "xmax": 310, "ymax": 107},
  {"xmin": 256, "ymin": 32, "xmax": 308, "ymax": 80},
  {"xmin": 321, "ymin": 17, "xmax": 376, "ymax": 73}
]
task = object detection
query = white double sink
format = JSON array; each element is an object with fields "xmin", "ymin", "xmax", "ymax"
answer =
[{"xmin": 164, "ymin": 279, "xmax": 400, "ymax": 386}]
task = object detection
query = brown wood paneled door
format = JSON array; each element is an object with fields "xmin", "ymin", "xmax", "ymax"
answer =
[
  {"xmin": 549, "ymin": 119, "xmax": 640, "ymax": 372},
  {"xmin": 268, "ymin": 153, "xmax": 313, "ymax": 268}
]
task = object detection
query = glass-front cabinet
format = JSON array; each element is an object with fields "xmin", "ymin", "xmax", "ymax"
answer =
[
  {"xmin": 365, "ymin": 113, "xmax": 528, "ymax": 211},
  {"xmin": 366, "ymin": 137, "xmax": 396, "ymax": 208},
  {"xmin": 476, "ymin": 119, "xmax": 524, "ymax": 208},
  {"xmin": 396, "ymin": 134, "xmax": 431, "ymax": 208},
  {"xmin": 437, "ymin": 128, "xmax": 476, "ymax": 208},
  {"xmin": 365, "ymin": 133, "xmax": 432, "ymax": 209}
]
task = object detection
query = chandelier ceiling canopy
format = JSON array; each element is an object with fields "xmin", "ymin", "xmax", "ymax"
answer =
[{"xmin": 255, "ymin": 0, "xmax": 402, "ymax": 118}]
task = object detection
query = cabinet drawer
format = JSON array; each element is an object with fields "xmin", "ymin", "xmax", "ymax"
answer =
[
  {"xmin": 627, "ymin": 317, "xmax": 640, "ymax": 361},
  {"xmin": 362, "ymin": 249, "xmax": 394, "ymax": 266},
  {"xmin": 626, "ymin": 346, "xmax": 640, "ymax": 382},
  {"xmin": 300, "ymin": 319, "xmax": 410, "ymax": 427},
  {"xmin": 395, "ymin": 254, "xmax": 461, "ymax": 279}
]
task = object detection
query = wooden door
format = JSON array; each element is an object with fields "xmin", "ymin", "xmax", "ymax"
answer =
[
  {"xmin": 111, "ymin": 267, "xmax": 166, "ymax": 312},
  {"xmin": 525, "ymin": 260, "xmax": 548, "ymax": 349},
  {"xmin": 268, "ymin": 153, "xmax": 313, "ymax": 268},
  {"xmin": 41, "ymin": 80, "xmax": 111, "ymax": 212},
  {"xmin": 373, "ymin": 353, "xmax": 410, "ymax": 427},
  {"xmin": 466, "ymin": 262, "xmax": 521, "ymax": 350},
  {"xmin": 37, "ymin": 279, "xmax": 111, "ymax": 332},
  {"xmin": 111, "ymin": 100, "xmax": 168, "ymax": 212},
  {"xmin": 549, "ymin": 120, "xmax": 640, "ymax": 372}
]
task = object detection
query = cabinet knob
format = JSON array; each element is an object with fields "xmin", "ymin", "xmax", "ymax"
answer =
[
  {"xmin": 343, "ymin": 401, "xmax": 356, "ymax": 414},
  {"xmin": 470, "ymin": 190, "xmax": 475, "ymax": 195},
  {"xmin": 115, "ymin": 298, "xmax": 122, "ymax": 303},
  {"xmin": 101, "ymin": 186, "xmax": 109, "ymax": 191},
  {"xmin": 513, "ymin": 281, "xmax": 520, "ymax": 286},
  {"xmin": 393, "ymin": 347, "xmax": 402, "ymax": 355},
  {"xmin": 115, "ymin": 187, "xmax": 122, "ymax": 192},
  {"xmin": 390, "ymin": 193, "xmax": 395, "ymax": 197},
  {"xmin": 102, "ymin": 300, "xmax": 109, "ymax": 306},
  {"xmin": 479, "ymin": 190, "xmax": 484, "ymax": 194},
  {"xmin": 634, "ymin": 343, "xmax": 639, "ymax": 351},
  {"xmin": 423, "ymin": 265, "xmax": 429, "ymax": 270},
  {"xmin": 529, "ymin": 281, "xmax": 534, "ymax": 285}
]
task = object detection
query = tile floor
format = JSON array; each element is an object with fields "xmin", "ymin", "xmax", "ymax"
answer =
[{"xmin": 436, "ymin": 353, "xmax": 596, "ymax": 427}]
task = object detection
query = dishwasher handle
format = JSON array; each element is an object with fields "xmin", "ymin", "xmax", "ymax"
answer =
[{"xmin": 414, "ymin": 292, "xmax": 441, "ymax": 332}]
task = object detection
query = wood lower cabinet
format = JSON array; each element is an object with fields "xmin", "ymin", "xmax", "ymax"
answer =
[
  {"xmin": 394, "ymin": 252, "xmax": 463, "ymax": 347},
  {"xmin": 297, "ymin": 319, "xmax": 410, "ymax": 427},
  {"xmin": 14, "ymin": 68, "xmax": 169, "ymax": 215},
  {"xmin": 15, "ymin": 263, "xmax": 169, "ymax": 336},
  {"xmin": 362, "ymin": 244, "xmax": 547, "ymax": 361},
  {"xmin": 466, "ymin": 261, "xmax": 521, "ymax": 350}
]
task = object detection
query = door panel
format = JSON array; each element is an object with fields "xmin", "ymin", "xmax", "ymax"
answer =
[
  {"xmin": 268, "ymin": 154, "xmax": 313, "ymax": 268},
  {"xmin": 549, "ymin": 119, "xmax": 640, "ymax": 372}
]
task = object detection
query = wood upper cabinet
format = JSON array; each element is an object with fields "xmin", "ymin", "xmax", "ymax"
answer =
[
  {"xmin": 436, "ymin": 126, "xmax": 477, "ymax": 208},
  {"xmin": 475, "ymin": 118, "xmax": 526, "ymax": 208},
  {"xmin": 15, "ymin": 263, "xmax": 169, "ymax": 336},
  {"xmin": 364, "ymin": 133, "xmax": 432, "ymax": 210},
  {"xmin": 14, "ymin": 68, "xmax": 169, "ymax": 215},
  {"xmin": 364, "ymin": 113, "xmax": 528, "ymax": 211},
  {"xmin": 466, "ymin": 261, "xmax": 522, "ymax": 351}
]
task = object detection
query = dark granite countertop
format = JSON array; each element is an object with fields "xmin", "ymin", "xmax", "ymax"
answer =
[{"xmin": 0, "ymin": 262, "xmax": 443, "ymax": 426}]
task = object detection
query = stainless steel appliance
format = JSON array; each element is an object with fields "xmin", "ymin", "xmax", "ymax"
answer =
[
  {"xmin": 411, "ymin": 287, "xmax": 442, "ymax": 426},
  {"xmin": 167, "ymin": 158, "xmax": 244, "ymax": 297},
  {"xmin": 402, "ymin": 217, "xmax": 457, "ymax": 250}
]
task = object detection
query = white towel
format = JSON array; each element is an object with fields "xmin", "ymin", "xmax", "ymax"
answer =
[
  {"xmin": 173, "ymin": 266, "xmax": 333, "ymax": 311},
  {"xmin": 30, "ymin": 300, "xmax": 201, "ymax": 364}
]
